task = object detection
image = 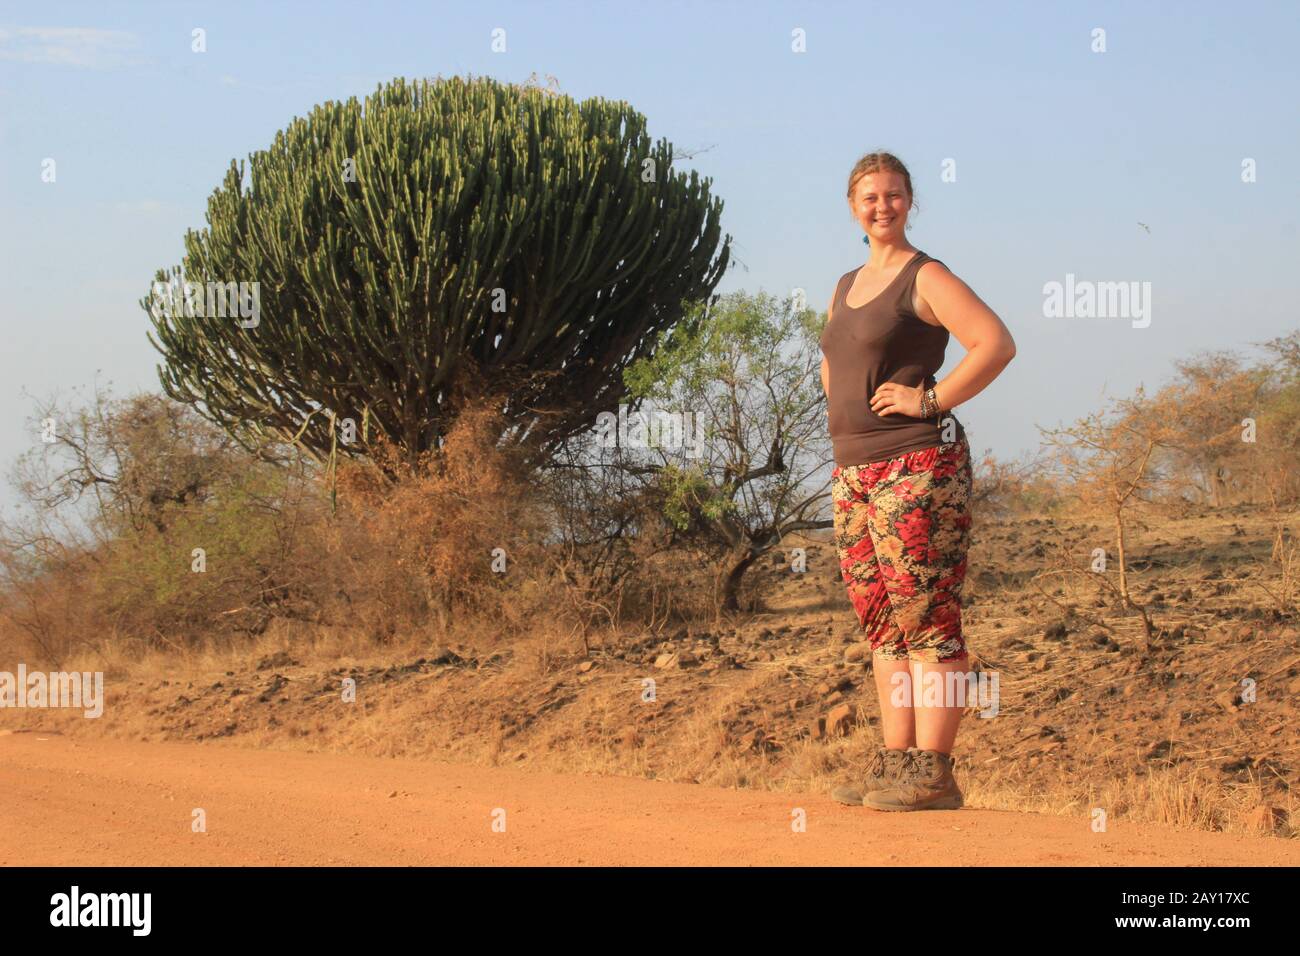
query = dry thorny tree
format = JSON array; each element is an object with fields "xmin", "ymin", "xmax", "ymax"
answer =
[{"xmin": 1036, "ymin": 387, "xmax": 1178, "ymax": 654}]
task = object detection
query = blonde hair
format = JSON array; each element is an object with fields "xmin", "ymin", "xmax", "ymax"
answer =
[{"xmin": 846, "ymin": 151, "xmax": 919, "ymax": 222}]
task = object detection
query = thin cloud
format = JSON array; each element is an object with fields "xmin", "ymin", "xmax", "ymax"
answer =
[{"xmin": 0, "ymin": 26, "xmax": 141, "ymax": 68}]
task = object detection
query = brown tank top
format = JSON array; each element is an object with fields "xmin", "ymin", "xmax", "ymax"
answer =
[{"xmin": 819, "ymin": 250, "xmax": 967, "ymax": 466}]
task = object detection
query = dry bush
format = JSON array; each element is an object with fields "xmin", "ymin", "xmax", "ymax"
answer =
[
  {"xmin": 0, "ymin": 389, "xmax": 332, "ymax": 666},
  {"xmin": 0, "ymin": 467, "xmax": 335, "ymax": 666},
  {"xmin": 0, "ymin": 548, "xmax": 105, "ymax": 668},
  {"xmin": 536, "ymin": 430, "xmax": 731, "ymax": 642},
  {"xmin": 333, "ymin": 393, "xmax": 555, "ymax": 642},
  {"xmin": 971, "ymin": 447, "xmax": 1066, "ymax": 518},
  {"xmin": 0, "ymin": 378, "xmax": 714, "ymax": 669},
  {"xmin": 1143, "ymin": 336, "xmax": 1299, "ymax": 509}
]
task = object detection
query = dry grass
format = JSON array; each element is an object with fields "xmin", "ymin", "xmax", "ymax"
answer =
[{"xmin": 2, "ymin": 403, "xmax": 1297, "ymax": 841}]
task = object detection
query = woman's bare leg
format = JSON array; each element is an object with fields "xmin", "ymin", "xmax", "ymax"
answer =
[
  {"xmin": 872, "ymin": 652, "xmax": 916, "ymax": 750},
  {"xmin": 911, "ymin": 657, "xmax": 967, "ymax": 754}
]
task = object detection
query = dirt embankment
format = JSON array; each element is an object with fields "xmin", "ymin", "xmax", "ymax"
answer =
[{"xmin": 3, "ymin": 509, "xmax": 1297, "ymax": 853}]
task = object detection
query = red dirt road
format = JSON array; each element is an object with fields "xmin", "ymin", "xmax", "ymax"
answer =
[{"xmin": 2, "ymin": 732, "xmax": 1295, "ymax": 866}]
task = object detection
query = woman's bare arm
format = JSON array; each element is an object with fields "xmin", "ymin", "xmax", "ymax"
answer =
[
  {"xmin": 869, "ymin": 262, "xmax": 1016, "ymax": 417},
  {"xmin": 918, "ymin": 262, "xmax": 1015, "ymax": 412}
]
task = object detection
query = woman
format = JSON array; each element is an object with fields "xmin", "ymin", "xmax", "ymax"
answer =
[{"xmin": 820, "ymin": 152, "xmax": 1016, "ymax": 811}]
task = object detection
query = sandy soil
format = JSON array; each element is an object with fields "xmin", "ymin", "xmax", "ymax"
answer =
[{"xmin": 3, "ymin": 731, "xmax": 1296, "ymax": 867}]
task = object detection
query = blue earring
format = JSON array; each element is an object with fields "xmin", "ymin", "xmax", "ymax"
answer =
[{"xmin": 862, "ymin": 235, "xmax": 871, "ymax": 244}]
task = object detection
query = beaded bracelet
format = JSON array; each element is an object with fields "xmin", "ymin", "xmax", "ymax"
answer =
[{"xmin": 920, "ymin": 386, "xmax": 942, "ymax": 419}]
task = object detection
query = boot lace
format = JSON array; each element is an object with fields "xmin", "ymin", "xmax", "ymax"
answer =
[
  {"xmin": 864, "ymin": 749, "xmax": 887, "ymax": 779},
  {"xmin": 902, "ymin": 749, "xmax": 940, "ymax": 782},
  {"xmin": 867, "ymin": 747, "xmax": 914, "ymax": 783}
]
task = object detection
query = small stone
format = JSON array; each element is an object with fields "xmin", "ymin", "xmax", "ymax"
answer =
[
  {"xmin": 1146, "ymin": 739, "xmax": 1174, "ymax": 760},
  {"xmin": 826, "ymin": 703, "xmax": 854, "ymax": 736},
  {"xmin": 1246, "ymin": 805, "xmax": 1286, "ymax": 833}
]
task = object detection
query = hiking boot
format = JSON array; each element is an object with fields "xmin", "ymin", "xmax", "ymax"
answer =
[
  {"xmin": 830, "ymin": 747, "xmax": 914, "ymax": 806},
  {"xmin": 862, "ymin": 749, "xmax": 963, "ymax": 811}
]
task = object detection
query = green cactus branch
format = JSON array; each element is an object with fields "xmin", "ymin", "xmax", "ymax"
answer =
[{"xmin": 142, "ymin": 74, "xmax": 731, "ymax": 472}]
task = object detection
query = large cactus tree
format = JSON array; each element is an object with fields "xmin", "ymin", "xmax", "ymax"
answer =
[{"xmin": 143, "ymin": 74, "xmax": 730, "ymax": 471}]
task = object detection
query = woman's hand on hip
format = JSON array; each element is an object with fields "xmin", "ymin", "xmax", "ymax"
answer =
[{"xmin": 869, "ymin": 382, "xmax": 924, "ymax": 417}]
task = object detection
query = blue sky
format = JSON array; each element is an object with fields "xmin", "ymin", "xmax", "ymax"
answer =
[{"xmin": 1, "ymin": 0, "xmax": 1297, "ymax": 518}]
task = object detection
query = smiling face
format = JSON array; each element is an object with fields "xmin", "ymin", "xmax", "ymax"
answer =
[{"xmin": 850, "ymin": 170, "xmax": 912, "ymax": 240}]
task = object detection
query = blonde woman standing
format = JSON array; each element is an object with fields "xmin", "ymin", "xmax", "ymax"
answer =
[{"xmin": 821, "ymin": 152, "xmax": 1016, "ymax": 811}]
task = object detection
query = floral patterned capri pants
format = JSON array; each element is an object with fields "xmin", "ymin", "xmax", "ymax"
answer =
[{"xmin": 830, "ymin": 438, "xmax": 973, "ymax": 663}]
